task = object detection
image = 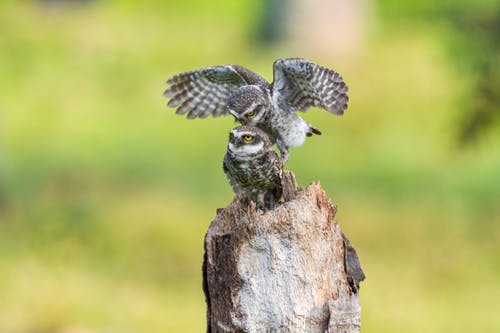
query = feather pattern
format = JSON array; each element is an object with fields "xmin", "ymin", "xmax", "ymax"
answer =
[
  {"xmin": 164, "ymin": 58, "xmax": 349, "ymax": 164},
  {"xmin": 163, "ymin": 65, "xmax": 266, "ymax": 119},
  {"xmin": 223, "ymin": 126, "xmax": 283, "ymax": 206},
  {"xmin": 272, "ymin": 58, "xmax": 349, "ymax": 115},
  {"xmin": 223, "ymin": 150, "xmax": 282, "ymax": 198}
]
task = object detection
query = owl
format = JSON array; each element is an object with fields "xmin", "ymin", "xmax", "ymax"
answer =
[
  {"xmin": 223, "ymin": 126, "xmax": 282, "ymax": 210},
  {"xmin": 164, "ymin": 58, "xmax": 348, "ymax": 163}
]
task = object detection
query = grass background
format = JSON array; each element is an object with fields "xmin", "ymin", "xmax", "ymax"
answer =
[{"xmin": 0, "ymin": 1, "xmax": 499, "ymax": 332}]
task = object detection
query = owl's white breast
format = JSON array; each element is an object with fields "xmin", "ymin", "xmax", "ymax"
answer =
[{"xmin": 271, "ymin": 111, "xmax": 309, "ymax": 148}]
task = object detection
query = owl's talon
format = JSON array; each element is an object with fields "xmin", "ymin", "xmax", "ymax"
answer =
[{"xmin": 240, "ymin": 196, "xmax": 250, "ymax": 206}]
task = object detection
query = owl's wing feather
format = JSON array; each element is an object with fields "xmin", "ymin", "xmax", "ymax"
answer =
[
  {"xmin": 272, "ymin": 58, "xmax": 348, "ymax": 115},
  {"xmin": 222, "ymin": 155, "xmax": 243, "ymax": 194},
  {"xmin": 164, "ymin": 65, "xmax": 266, "ymax": 119}
]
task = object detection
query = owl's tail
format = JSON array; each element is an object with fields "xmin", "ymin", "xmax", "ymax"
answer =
[{"xmin": 306, "ymin": 125, "xmax": 322, "ymax": 137}]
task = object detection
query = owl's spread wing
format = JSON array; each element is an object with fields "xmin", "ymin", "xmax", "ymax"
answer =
[
  {"xmin": 272, "ymin": 58, "xmax": 348, "ymax": 115},
  {"xmin": 164, "ymin": 65, "xmax": 266, "ymax": 119}
]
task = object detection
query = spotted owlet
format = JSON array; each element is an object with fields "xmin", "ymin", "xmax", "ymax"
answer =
[
  {"xmin": 223, "ymin": 126, "xmax": 282, "ymax": 209},
  {"xmin": 164, "ymin": 58, "xmax": 348, "ymax": 163}
]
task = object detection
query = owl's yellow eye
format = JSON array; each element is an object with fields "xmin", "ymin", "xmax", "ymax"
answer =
[
  {"xmin": 246, "ymin": 111, "xmax": 255, "ymax": 117},
  {"xmin": 243, "ymin": 135, "xmax": 254, "ymax": 141}
]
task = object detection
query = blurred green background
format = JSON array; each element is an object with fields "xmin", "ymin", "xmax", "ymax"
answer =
[{"xmin": 1, "ymin": 0, "xmax": 499, "ymax": 332}]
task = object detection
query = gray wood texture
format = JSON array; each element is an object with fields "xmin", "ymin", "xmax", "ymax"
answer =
[{"xmin": 203, "ymin": 171, "xmax": 364, "ymax": 333}]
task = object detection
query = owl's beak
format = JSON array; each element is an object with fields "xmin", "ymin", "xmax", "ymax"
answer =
[{"xmin": 229, "ymin": 109, "xmax": 244, "ymax": 124}]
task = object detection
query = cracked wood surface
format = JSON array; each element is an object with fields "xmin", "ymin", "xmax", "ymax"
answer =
[{"xmin": 203, "ymin": 171, "xmax": 364, "ymax": 333}]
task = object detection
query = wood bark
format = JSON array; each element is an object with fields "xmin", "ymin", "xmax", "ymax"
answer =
[{"xmin": 203, "ymin": 171, "xmax": 365, "ymax": 333}]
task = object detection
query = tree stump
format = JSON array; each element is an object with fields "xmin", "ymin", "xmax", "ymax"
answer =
[{"xmin": 203, "ymin": 171, "xmax": 365, "ymax": 333}]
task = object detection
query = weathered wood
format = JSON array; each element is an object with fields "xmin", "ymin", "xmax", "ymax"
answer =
[{"xmin": 203, "ymin": 171, "xmax": 364, "ymax": 333}]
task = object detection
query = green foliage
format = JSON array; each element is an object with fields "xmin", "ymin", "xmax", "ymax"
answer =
[
  {"xmin": 0, "ymin": 1, "xmax": 499, "ymax": 332},
  {"xmin": 377, "ymin": 0, "xmax": 500, "ymax": 144}
]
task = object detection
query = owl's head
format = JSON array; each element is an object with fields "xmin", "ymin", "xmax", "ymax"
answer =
[
  {"xmin": 226, "ymin": 85, "xmax": 271, "ymax": 126},
  {"xmin": 228, "ymin": 126, "xmax": 272, "ymax": 156}
]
